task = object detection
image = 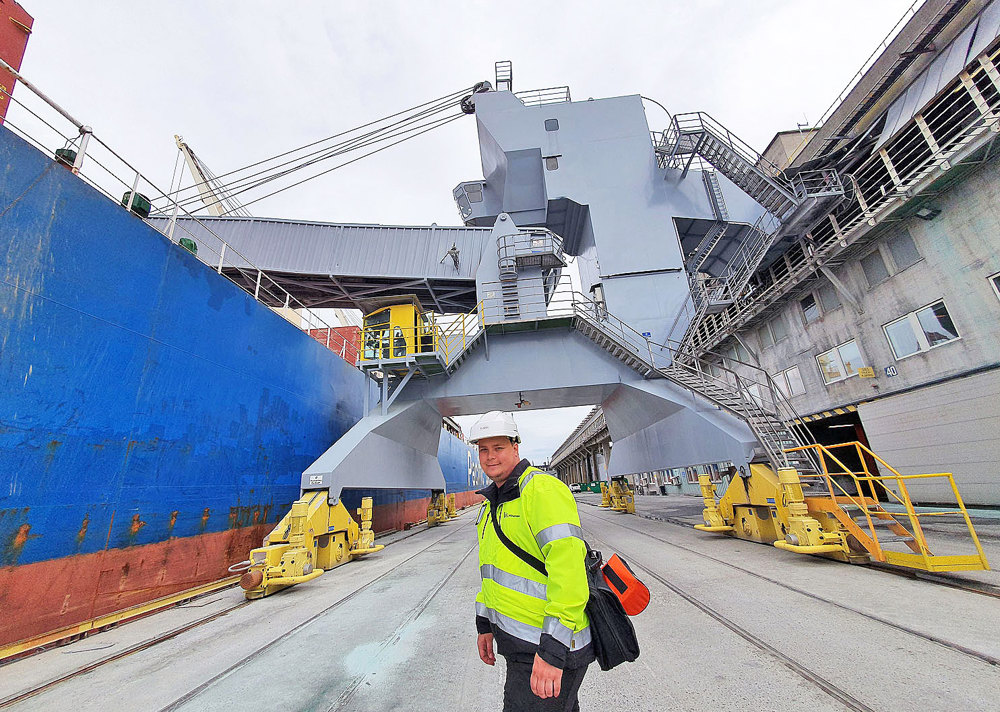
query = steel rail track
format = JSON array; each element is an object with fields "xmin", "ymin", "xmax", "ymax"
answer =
[
  {"xmin": 0, "ymin": 515, "xmax": 475, "ymax": 710},
  {"xmin": 325, "ymin": 540, "xmax": 478, "ymax": 711},
  {"xmin": 585, "ymin": 529, "xmax": 877, "ymax": 712},
  {"xmin": 632, "ymin": 508, "xmax": 1000, "ymax": 600},
  {"xmin": 158, "ymin": 517, "xmax": 476, "ymax": 712},
  {"xmin": 583, "ymin": 508, "xmax": 1000, "ymax": 669}
]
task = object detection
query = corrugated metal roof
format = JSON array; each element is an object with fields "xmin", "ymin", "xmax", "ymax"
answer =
[
  {"xmin": 152, "ymin": 216, "xmax": 491, "ymax": 280},
  {"xmin": 148, "ymin": 216, "xmax": 492, "ymax": 312}
]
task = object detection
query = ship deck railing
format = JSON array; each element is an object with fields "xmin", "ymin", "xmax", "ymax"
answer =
[{"xmin": 0, "ymin": 57, "xmax": 360, "ymax": 367}]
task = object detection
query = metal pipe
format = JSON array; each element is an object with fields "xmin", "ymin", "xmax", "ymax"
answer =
[{"xmin": 0, "ymin": 57, "xmax": 85, "ymax": 129}]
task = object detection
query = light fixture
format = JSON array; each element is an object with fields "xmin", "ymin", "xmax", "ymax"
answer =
[
  {"xmin": 515, "ymin": 391, "xmax": 531, "ymax": 409},
  {"xmin": 914, "ymin": 206, "xmax": 941, "ymax": 221}
]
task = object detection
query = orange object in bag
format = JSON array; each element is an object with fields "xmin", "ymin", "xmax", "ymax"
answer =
[{"xmin": 602, "ymin": 554, "xmax": 650, "ymax": 616}]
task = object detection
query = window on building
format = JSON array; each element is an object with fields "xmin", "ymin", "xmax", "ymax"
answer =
[
  {"xmin": 686, "ymin": 467, "xmax": 699, "ymax": 484},
  {"xmin": 777, "ymin": 365, "xmax": 806, "ymax": 396},
  {"xmin": 818, "ymin": 281, "xmax": 841, "ymax": 313},
  {"xmin": 800, "ymin": 293, "xmax": 820, "ymax": 324},
  {"xmin": 770, "ymin": 315, "xmax": 788, "ymax": 343},
  {"xmin": 861, "ymin": 249, "xmax": 890, "ymax": 287},
  {"xmin": 544, "ymin": 118, "xmax": 559, "ymax": 131},
  {"xmin": 915, "ymin": 302, "xmax": 959, "ymax": 347},
  {"xmin": 734, "ymin": 339, "xmax": 750, "ymax": 362},
  {"xmin": 816, "ymin": 339, "xmax": 865, "ymax": 384},
  {"xmin": 887, "ymin": 230, "xmax": 921, "ymax": 271},
  {"xmin": 883, "ymin": 300, "xmax": 960, "ymax": 360},
  {"xmin": 544, "ymin": 156, "xmax": 559, "ymax": 170},
  {"xmin": 991, "ymin": 272, "xmax": 1000, "ymax": 303},
  {"xmin": 758, "ymin": 323, "xmax": 775, "ymax": 349}
]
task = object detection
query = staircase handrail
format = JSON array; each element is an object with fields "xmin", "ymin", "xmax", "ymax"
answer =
[
  {"xmin": 557, "ymin": 290, "xmax": 819, "ymax": 469},
  {"xmin": 667, "ymin": 112, "xmax": 793, "ymax": 188},
  {"xmin": 784, "ymin": 442, "xmax": 989, "ymax": 569},
  {"xmin": 438, "ymin": 302, "xmax": 485, "ymax": 366}
]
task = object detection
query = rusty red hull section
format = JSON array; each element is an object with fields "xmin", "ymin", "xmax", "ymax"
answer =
[{"xmin": 0, "ymin": 493, "xmax": 482, "ymax": 648}]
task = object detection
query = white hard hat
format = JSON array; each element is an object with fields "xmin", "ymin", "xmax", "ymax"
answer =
[{"xmin": 469, "ymin": 410, "xmax": 520, "ymax": 444}]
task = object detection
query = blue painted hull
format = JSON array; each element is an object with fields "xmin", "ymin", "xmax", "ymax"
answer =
[{"xmin": 0, "ymin": 123, "xmax": 483, "ymax": 637}]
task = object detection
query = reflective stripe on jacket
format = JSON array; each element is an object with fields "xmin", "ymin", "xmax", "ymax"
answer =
[{"xmin": 475, "ymin": 461, "xmax": 592, "ymax": 669}]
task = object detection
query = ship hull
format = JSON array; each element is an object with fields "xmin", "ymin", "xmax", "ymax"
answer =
[{"xmin": 0, "ymin": 126, "xmax": 483, "ymax": 648}]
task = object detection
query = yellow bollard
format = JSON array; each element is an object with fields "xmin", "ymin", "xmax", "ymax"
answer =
[{"xmin": 446, "ymin": 493, "xmax": 458, "ymax": 519}]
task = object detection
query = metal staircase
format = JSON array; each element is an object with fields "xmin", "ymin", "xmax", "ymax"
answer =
[
  {"xmin": 657, "ymin": 113, "xmax": 846, "ymax": 354},
  {"xmin": 687, "ymin": 171, "xmax": 730, "ymax": 274},
  {"xmin": 475, "ymin": 285, "xmax": 820, "ymax": 475},
  {"xmin": 787, "ymin": 442, "xmax": 989, "ymax": 572},
  {"xmin": 657, "ymin": 112, "xmax": 800, "ymax": 219}
]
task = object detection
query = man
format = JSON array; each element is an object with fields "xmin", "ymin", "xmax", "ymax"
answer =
[{"xmin": 471, "ymin": 410, "xmax": 593, "ymax": 711}]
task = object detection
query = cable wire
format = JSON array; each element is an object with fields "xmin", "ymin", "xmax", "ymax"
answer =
[{"xmin": 222, "ymin": 112, "xmax": 465, "ymax": 215}]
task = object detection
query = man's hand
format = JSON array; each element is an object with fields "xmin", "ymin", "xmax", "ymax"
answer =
[
  {"xmin": 477, "ymin": 633, "xmax": 496, "ymax": 665},
  {"xmin": 530, "ymin": 653, "xmax": 562, "ymax": 699}
]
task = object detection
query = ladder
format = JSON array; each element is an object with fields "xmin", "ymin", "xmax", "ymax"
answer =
[{"xmin": 565, "ymin": 295, "xmax": 820, "ymax": 475}]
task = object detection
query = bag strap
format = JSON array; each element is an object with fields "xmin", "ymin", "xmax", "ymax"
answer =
[{"xmin": 490, "ymin": 503, "xmax": 547, "ymax": 576}]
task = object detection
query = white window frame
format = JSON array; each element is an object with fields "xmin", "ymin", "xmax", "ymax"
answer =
[
  {"xmin": 882, "ymin": 300, "xmax": 961, "ymax": 361},
  {"xmin": 783, "ymin": 365, "xmax": 807, "ymax": 396},
  {"xmin": 990, "ymin": 271, "xmax": 1000, "ymax": 304},
  {"xmin": 816, "ymin": 339, "xmax": 865, "ymax": 385}
]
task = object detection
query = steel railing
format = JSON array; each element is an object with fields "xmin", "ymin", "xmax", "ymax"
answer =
[
  {"xmin": 358, "ymin": 304, "xmax": 485, "ymax": 371},
  {"xmin": 477, "ymin": 275, "xmax": 820, "ymax": 471},
  {"xmin": 785, "ymin": 441, "xmax": 989, "ymax": 571},
  {"xmin": 515, "ymin": 86, "xmax": 572, "ymax": 107},
  {"xmin": 0, "ymin": 59, "xmax": 358, "ymax": 365},
  {"xmin": 686, "ymin": 37, "xmax": 1000, "ymax": 355}
]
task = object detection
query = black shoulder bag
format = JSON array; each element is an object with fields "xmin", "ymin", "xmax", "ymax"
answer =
[{"xmin": 489, "ymin": 505, "xmax": 640, "ymax": 671}]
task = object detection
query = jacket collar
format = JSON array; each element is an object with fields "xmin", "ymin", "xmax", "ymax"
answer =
[{"xmin": 477, "ymin": 459, "xmax": 531, "ymax": 506}]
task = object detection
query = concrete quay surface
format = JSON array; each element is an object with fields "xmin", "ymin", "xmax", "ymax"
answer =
[{"xmin": 2, "ymin": 498, "xmax": 999, "ymax": 712}]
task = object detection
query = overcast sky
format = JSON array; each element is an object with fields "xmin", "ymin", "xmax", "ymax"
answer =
[{"xmin": 10, "ymin": 0, "xmax": 918, "ymax": 464}]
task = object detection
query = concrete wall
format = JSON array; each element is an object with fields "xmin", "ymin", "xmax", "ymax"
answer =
[
  {"xmin": 741, "ymin": 156, "xmax": 1000, "ymax": 417},
  {"xmin": 719, "ymin": 155, "xmax": 1000, "ymax": 504}
]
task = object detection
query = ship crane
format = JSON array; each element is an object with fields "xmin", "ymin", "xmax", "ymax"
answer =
[{"xmin": 197, "ymin": 62, "xmax": 986, "ymax": 599}]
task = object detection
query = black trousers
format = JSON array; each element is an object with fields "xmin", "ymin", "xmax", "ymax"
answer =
[{"xmin": 502, "ymin": 657, "xmax": 588, "ymax": 712}]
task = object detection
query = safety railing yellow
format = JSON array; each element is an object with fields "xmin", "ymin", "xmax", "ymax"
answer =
[
  {"xmin": 359, "ymin": 304, "xmax": 485, "ymax": 371},
  {"xmin": 437, "ymin": 302, "xmax": 485, "ymax": 366},
  {"xmin": 785, "ymin": 442, "xmax": 989, "ymax": 572}
]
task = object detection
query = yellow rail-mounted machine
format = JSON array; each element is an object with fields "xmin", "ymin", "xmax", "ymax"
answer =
[
  {"xmin": 695, "ymin": 442, "xmax": 990, "ymax": 573},
  {"xmin": 236, "ymin": 295, "xmax": 480, "ymax": 599}
]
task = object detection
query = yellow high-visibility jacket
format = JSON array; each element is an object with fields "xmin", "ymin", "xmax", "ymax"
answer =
[{"xmin": 475, "ymin": 460, "xmax": 593, "ymax": 669}]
